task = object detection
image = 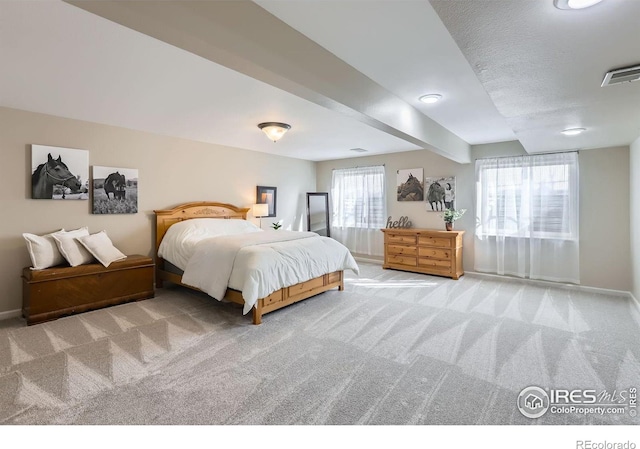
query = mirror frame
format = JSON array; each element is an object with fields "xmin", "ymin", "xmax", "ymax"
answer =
[{"xmin": 306, "ymin": 192, "xmax": 330, "ymax": 237}]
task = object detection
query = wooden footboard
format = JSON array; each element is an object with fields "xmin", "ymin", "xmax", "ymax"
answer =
[{"xmin": 156, "ymin": 267, "xmax": 344, "ymax": 324}]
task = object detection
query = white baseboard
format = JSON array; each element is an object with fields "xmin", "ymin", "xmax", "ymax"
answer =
[
  {"xmin": 353, "ymin": 256, "xmax": 383, "ymax": 265},
  {"xmin": 465, "ymin": 270, "xmax": 631, "ymax": 298},
  {"xmin": 354, "ymin": 261, "xmax": 635, "ymax": 301},
  {"xmin": 0, "ymin": 308, "xmax": 22, "ymax": 322},
  {"xmin": 629, "ymin": 291, "xmax": 640, "ymax": 311}
]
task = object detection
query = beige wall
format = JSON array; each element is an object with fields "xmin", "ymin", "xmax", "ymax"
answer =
[
  {"xmin": 316, "ymin": 148, "xmax": 475, "ymax": 261},
  {"xmin": 631, "ymin": 137, "xmax": 640, "ymax": 301},
  {"xmin": 316, "ymin": 141, "xmax": 632, "ymax": 291},
  {"xmin": 579, "ymin": 146, "xmax": 631, "ymax": 291},
  {"xmin": 0, "ymin": 107, "xmax": 316, "ymax": 316}
]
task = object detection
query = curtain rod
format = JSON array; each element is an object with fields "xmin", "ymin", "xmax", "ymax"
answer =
[
  {"xmin": 475, "ymin": 150, "xmax": 578, "ymax": 161},
  {"xmin": 332, "ymin": 164, "xmax": 385, "ymax": 170}
]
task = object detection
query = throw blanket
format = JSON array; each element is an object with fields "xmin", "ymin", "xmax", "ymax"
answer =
[{"xmin": 181, "ymin": 231, "xmax": 358, "ymax": 314}]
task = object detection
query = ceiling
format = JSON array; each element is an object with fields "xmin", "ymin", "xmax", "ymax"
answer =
[
  {"xmin": 430, "ymin": 0, "xmax": 640, "ymax": 154},
  {"xmin": 1, "ymin": 0, "xmax": 638, "ymax": 163}
]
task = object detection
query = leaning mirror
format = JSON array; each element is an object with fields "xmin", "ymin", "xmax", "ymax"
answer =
[{"xmin": 306, "ymin": 192, "xmax": 330, "ymax": 237}]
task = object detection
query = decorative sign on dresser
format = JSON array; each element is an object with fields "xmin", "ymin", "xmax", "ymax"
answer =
[
  {"xmin": 381, "ymin": 228, "xmax": 464, "ymax": 279},
  {"xmin": 386, "ymin": 216, "xmax": 413, "ymax": 228}
]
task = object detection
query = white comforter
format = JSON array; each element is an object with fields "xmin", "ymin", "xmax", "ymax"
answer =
[{"xmin": 163, "ymin": 230, "xmax": 359, "ymax": 314}]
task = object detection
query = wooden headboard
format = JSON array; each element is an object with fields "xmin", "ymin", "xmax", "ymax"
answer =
[{"xmin": 154, "ymin": 202, "xmax": 250, "ymax": 258}]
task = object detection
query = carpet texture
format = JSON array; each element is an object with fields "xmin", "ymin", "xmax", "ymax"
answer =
[{"xmin": 1, "ymin": 262, "xmax": 639, "ymax": 425}]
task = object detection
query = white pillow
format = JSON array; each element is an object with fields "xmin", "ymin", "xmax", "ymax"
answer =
[
  {"xmin": 164, "ymin": 218, "xmax": 262, "ymax": 241},
  {"xmin": 52, "ymin": 227, "xmax": 95, "ymax": 267},
  {"xmin": 23, "ymin": 229, "xmax": 66, "ymax": 269},
  {"xmin": 77, "ymin": 231, "xmax": 127, "ymax": 267}
]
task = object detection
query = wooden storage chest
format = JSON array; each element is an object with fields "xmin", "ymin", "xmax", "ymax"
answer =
[
  {"xmin": 22, "ymin": 255, "xmax": 155, "ymax": 325},
  {"xmin": 382, "ymin": 228, "xmax": 464, "ymax": 279}
]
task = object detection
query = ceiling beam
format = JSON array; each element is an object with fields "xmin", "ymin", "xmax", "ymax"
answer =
[{"xmin": 67, "ymin": 0, "xmax": 470, "ymax": 163}]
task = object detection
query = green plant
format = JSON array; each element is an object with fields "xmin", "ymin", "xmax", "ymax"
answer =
[
  {"xmin": 271, "ymin": 222, "xmax": 282, "ymax": 230},
  {"xmin": 441, "ymin": 208, "xmax": 466, "ymax": 223}
]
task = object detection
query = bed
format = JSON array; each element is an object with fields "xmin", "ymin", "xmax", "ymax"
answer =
[{"xmin": 154, "ymin": 202, "xmax": 358, "ymax": 324}]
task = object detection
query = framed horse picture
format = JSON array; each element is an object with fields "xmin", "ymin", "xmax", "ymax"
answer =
[
  {"xmin": 92, "ymin": 166, "xmax": 139, "ymax": 214},
  {"xmin": 31, "ymin": 145, "xmax": 89, "ymax": 200},
  {"xmin": 425, "ymin": 176, "xmax": 456, "ymax": 212},
  {"xmin": 397, "ymin": 168, "xmax": 424, "ymax": 201}
]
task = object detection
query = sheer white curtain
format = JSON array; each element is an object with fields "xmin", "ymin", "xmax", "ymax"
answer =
[
  {"xmin": 331, "ymin": 165, "xmax": 386, "ymax": 256},
  {"xmin": 475, "ymin": 152, "xmax": 579, "ymax": 283}
]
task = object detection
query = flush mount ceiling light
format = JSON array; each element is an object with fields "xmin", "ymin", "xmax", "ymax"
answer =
[
  {"xmin": 257, "ymin": 122, "xmax": 291, "ymax": 142},
  {"xmin": 419, "ymin": 94, "xmax": 442, "ymax": 104},
  {"xmin": 561, "ymin": 127, "xmax": 586, "ymax": 136},
  {"xmin": 554, "ymin": 0, "xmax": 603, "ymax": 10}
]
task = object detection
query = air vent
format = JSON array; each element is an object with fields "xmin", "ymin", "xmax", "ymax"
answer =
[
  {"xmin": 601, "ymin": 64, "xmax": 640, "ymax": 87},
  {"xmin": 350, "ymin": 148, "xmax": 367, "ymax": 153}
]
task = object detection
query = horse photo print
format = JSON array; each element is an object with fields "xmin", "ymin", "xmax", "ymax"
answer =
[
  {"xmin": 397, "ymin": 168, "xmax": 424, "ymax": 201},
  {"xmin": 31, "ymin": 144, "xmax": 89, "ymax": 200},
  {"xmin": 425, "ymin": 176, "xmax": 456, "ymax": 212},
  {"xmin": 92, "ymin": 166, "xmax": 138, "ymax": 214}
]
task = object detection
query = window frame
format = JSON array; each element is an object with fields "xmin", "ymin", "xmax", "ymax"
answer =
[
  {"xmin": 475, "ymin": 153, "xmax": 579, "ymax": 241},
  {"xmin": 331, "ymin": 165, "xmax": 386, "ymax": 230}
]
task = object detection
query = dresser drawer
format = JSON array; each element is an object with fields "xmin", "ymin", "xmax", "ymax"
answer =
[
  {"xmin": 418, "ymin": 236, "xmax": 452, "ymax": 248},
  {"xmin": 418, "ymin": 247, "xmax": 451, "ymax": 260},
  {"xmin": 288, "ymin": 276, "xmax": 324, "ymax": 296},
  {"xmin": 387, "ymin": 234, "xmax": 417, "ymax": 245},
  {"xmin": 387, "ymin": 244, "xmax": 417, "ymax": 256},
  {"xmin": 387, "ymin": 254, "xmax": 417, "ymax": 266},
  {"xmin": 418, "ymin": 258, "xmax": 452, "ymax": 270}
]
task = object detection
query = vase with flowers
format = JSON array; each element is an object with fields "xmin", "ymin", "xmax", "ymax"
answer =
[{"xmin": 441, "ymin": 208, "xmax": 466, "ymax": 231}]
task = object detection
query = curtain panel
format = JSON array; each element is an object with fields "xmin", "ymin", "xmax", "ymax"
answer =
[
  {"xmin": 474, "ymin": 152, "xmax": 580, "ymax": 283},
  {"xmin": 331, "ymin": 165, "xmax": 386, "ymax": 256}
]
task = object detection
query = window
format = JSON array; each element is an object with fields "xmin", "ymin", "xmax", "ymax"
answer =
[
  {"xmin": 331, "ymin": 165, "xmax": 386, "ymax": 229},
  {"xmin": 474, "ymin": 152, "xmax": 580, "ymax": 284},
  {"xmin": 476, "ymin": 152, "xmax": 579, "ymax": 240}
]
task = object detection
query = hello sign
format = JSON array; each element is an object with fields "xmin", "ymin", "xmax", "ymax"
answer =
[{"xmin": 386, "ymin": 216, "xmax": 412, "ymax": 228}]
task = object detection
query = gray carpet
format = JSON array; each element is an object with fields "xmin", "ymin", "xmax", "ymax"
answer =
[{"xmin": 1, "ymin": 262, "xmax": 639, "ymax": 425}]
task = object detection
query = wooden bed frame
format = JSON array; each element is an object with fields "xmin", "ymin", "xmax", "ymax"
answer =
[{"xmin": 154, "ymin": 202, "xmax": 344, "ymax": 324}]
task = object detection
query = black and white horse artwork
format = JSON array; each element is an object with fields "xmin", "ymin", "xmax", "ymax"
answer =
[
  {"xmin": 104, "ymin": 172, "xmax": 126, "ymax": 200},
  {"xmin": 397, "ymin": 172, "xmax": 424, "ymax": 201},
  {"xmin": 427, "ymin": 181, "xmax": 445, "ymax": 211},
  {"xmin": 32, "ymin": 153, "xmax": 82, "ymax": 199}
]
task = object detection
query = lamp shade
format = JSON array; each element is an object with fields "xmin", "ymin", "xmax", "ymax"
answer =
[
  {"xmin": 258, "ymin": 122, "xmax": 291, "ymax": 142},
  {"xmin": 253, "ymin": 203, "xmax": 269, "ymax": 217}
]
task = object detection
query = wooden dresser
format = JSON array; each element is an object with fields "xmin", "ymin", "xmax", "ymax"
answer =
[{"xmin": 381, "ymin": 228, "xmax": 464, "ymax": 279}]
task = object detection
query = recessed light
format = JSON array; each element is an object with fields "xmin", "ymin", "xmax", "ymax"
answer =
[
  {"xmin": 350, "ymin": 148, "xmax": 368, "ymax": 153},
  {"xmin": 419, "ymin": 94, "xmax": 442, "ymax": 104},
  {"xmin": 554, "ymin": 0, "xmax": 603, "ymax": 10},
  {"xmin": 561, "ymin": 127, "xmax": 586, "ymax": 136}
]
